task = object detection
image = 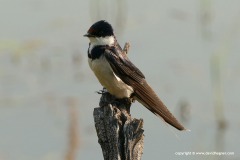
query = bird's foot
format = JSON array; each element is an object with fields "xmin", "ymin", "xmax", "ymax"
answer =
[
  {"xmin": 99, "ymin": 90, "xmax": 115, "ymax": 107},
  {"xmin": 96, "ymin": 88, "xmax": 107, "ymax": 95}
]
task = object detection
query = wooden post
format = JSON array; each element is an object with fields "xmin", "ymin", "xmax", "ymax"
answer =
[
  {"xmin": 93, "ymin": 92, "xmax": 144, "ymax": 160},
  {"xmin": 92, "ymin": 42, "xmax": 144, "ymax": 160}
]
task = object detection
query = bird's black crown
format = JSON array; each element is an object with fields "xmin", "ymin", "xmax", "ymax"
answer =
[{"xmin": 86, "ymin": 20, "xmax": 114, "ymax": 37}]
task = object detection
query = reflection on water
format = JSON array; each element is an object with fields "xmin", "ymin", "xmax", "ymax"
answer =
[{"xmin": 0, "ymin": 0, "xmax": 240, "ymax": 160}]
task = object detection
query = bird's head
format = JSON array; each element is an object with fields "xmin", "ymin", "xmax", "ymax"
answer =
[{"xmin": 84, "ymin": 20, "xmax": 115, "ymax": 46}]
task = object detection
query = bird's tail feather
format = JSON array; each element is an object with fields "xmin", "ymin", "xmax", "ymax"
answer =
[{"xmin": 134, "ymin": 80, "xmax": 185, "ymax": 131}]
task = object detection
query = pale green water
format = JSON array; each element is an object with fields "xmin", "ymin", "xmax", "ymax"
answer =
[{"xmin": 0, "ymin": 0, "xmax": 240, "ymax": 160}]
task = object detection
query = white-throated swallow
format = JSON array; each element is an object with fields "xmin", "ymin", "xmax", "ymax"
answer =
[{"xmin": 84, "ymin": 20, "xmax": 185, "ymax": 130}]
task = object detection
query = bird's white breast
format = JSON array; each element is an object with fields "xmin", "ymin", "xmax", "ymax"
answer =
[{"xmin": 88, "ymin": 56, "xmax": 134, "ymax": 98}]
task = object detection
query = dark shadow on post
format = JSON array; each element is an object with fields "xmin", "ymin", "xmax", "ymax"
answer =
[{"xmin": 93, "ymin": 92, "xmax": 144, "ymax": 160}]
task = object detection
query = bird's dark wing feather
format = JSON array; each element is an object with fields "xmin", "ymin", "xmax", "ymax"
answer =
[
  {"xmin": 104, "ymin": 47, "xmax": 185, "ymax": 131},
  {"xmin": 104, "ymin": 47, "xmax": 145, "ymax": 82}
]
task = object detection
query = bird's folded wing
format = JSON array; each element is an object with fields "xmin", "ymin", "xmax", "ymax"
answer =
[{"xmin": 104, "ymin": 48, "xmax": 185, "ymax": 130}]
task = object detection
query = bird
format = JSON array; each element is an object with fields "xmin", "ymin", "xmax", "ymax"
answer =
[{"xmin": 84, "ymin": 20, "xmax": 185, "ymax": 131}]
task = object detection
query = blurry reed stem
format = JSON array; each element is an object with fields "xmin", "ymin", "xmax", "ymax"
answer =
[
  {"xmin": 210, "ymin": 11, "xmax": 240, "ymax": 129},
  {"xmin": 210, "ymin": 55, "xmax": 226, "ymax": 129},
  {"xmin": 199, "ymin": 0, "xmax": 213, "ymax": 40},
  {"xmin": 65, "ymin": 98, "xmax": 80, "ymax": 160}
]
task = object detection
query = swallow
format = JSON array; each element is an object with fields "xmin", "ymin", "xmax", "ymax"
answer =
[{"xmin": 84, "ymin": 20, "xmax": 185, "ymax": 130}]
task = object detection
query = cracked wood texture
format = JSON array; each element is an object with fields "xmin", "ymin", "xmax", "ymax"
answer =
[{"xmin": 93, "ymin": 92, "xmax": 144, "ymax": 160}]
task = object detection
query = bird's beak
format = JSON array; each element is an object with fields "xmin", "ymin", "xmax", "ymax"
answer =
[{"xmin": 83, "ymin": 33, "xmax": 94, "ymax": 37}]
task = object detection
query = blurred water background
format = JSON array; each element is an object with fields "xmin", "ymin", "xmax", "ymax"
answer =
[{"xmin": 0, "ymin": 0, "xmax": 240, "ymax": 160}]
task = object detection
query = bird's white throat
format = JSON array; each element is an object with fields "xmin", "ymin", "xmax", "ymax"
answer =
[{"xmin": 88, "ymin": 36, "xmax": 115, "ymax": 47}]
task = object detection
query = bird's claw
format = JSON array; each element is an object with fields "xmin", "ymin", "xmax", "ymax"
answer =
[{"xmin": 96, "ymin": 88, "xmax": 107, "ymax": 94}]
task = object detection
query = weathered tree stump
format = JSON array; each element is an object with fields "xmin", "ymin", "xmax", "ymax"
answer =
[{"xmin": 93, "ymin": 92, "xmax": 144, "ymax": 160}]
